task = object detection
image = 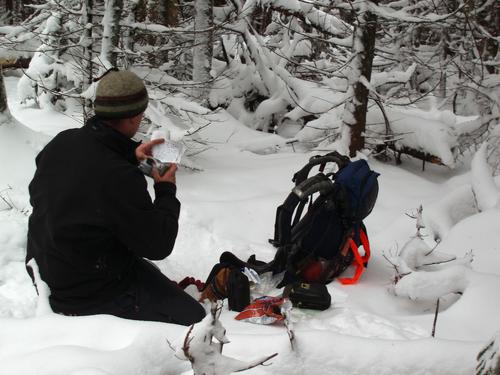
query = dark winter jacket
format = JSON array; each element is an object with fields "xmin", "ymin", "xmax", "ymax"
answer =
[{"xmin": 26, "ymin": 116, "xmax": 180, "ymax": 312}]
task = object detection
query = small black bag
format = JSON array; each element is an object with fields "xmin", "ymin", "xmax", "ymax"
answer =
[
  {"xmin": 227, "ymin": 269, "xmax": 250, "ymax": 312},
  {"xmin": 283, "ymin": 282, "xmax": 331, "ymax": 311}
]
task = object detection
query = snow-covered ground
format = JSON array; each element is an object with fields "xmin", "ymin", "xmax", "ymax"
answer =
[{"xmin": 1, "ymin": 75, "xmax": 499, "ymax": 374}]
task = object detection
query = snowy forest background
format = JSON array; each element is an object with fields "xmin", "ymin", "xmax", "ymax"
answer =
[
  {"xmin": 0, "ymin": 0, "xmax": 500, "ymax": 374},
  {"xmin": 0, "ymin": 0, "xmax": 499, "ymax": 163}
]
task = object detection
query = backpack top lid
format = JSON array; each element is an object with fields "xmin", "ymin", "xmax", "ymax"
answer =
[{"xmin": 333, "ymin": 159, "xmax": 379, "ymax": 223}]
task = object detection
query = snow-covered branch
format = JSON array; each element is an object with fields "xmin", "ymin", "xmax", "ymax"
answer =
[
  {"xmin": 252, "ymin": 0, "xmax": 351, "ymax": 37},
  {"xmin": 390, "ymin": 262, "xmax": 471, "ymax": 301},
  {"xmin": 367, "ymin": 1, "xmax": 465, "ymax": 24},
  {"xmin": 172, "ymin": 303, "xmax": 278, "ymax": 375},
  {"xmin": 371, "ymin": 63, "xmax": 417, "ymax": 88},
  {"xmin": 387, "ymin": 206, "xmax": 474, "ymax": 301}
]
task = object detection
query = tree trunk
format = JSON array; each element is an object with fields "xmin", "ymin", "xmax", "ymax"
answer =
[
  {"xmin": 149, "ymin": 0, "xmax": 179, "ymax": 26},
  {"xmin": 193, "ymin": 0, "xmax": 213, "ymax": 100},
  {"xmin": 164, "ymin": 0, "xmax": 179, "ymax": 26},
  {"xmin": 123, "ymin": 0, "xmax": 138, "ymax": 69},
  {"xmin": 146, "ymin": 0, "xmax": 178, "ymax": 26},
  {"xmin": 82, "ymin": 0, "xmax": 94, "ymax": 87},
  {"xmin": 111, "ymin": 0, "xmax": 124, "ymax": 67},
  {"xmin": 100, "ymin": 0, "xmax": 114, "ymax": 70},
  {"xmin": 438, "ymin": 29, "xmax": 450, "ymax": 99},
  {"xmin": 0, "ymin": 67, "xmax": 8, "ymax": 115},
  {"xmin": 81, "ymin": 0, "xmax": 94, "ymax": 120},
  {"xmin": 145, "ymin": 0, "xmax": 178, "ymax": 66},
  {"xmin": 342, "ymin": 1, "xmax": 378, "ymax": 157},
  {"xmin": 5, "ymin": 0, "xmax": 14, "ymax": 24},
  {"xmin": 100, "ymin": 0, "xmax": 123, "ymax": 69}
]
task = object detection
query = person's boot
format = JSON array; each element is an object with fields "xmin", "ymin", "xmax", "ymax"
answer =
[
  {"xmin": 199, "ymin": 263, "xmax": 232, "ymax": 302},
  {"xmin": 199, "ymin": 262, "xmax": 250, "ymax": 312}
]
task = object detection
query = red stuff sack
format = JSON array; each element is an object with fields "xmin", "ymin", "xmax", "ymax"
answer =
[{"xmin": 235, "ymin": 296, "xmax": 286, "ymax": 325}]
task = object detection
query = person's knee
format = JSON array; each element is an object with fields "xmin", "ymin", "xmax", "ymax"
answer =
[
  {"xmin": 191, "ymin": 301, "xmax": 206, "ymax": 323},
  {"xmin": 176, "ymin": 297, "xmax": 206, "ymax": 326}
]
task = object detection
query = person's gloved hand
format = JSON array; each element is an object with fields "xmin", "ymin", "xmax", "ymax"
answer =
[
  {"xmin": 153, "ymin": 163, "xmax": 177, "ymax": 185},
  {"xmin": 135, "ymin": 138, "xmax": 164, "ymax": 162}
]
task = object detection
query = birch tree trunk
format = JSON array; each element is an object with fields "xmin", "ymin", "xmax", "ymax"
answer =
[
  {"xmin": 341, "ymin": 1, "xmax": 378, "ymax": 157},
  {"xmin": 81, "ymin": 0, "xmax": 94, "ymax": 119},
  {"xmin": 82, "ymin": 0, "xmax": 94, "ymax": 87},
  {"xmin": 193, "ymin": 0, "xmax": 213, "ymax": 100},
  {"xmin": 101, "ymin": 0, "xmax": 123, "ymax": 69},
  {"xmin": 100, "ymin": 0, "xmax": 114, "ymax": 70}
]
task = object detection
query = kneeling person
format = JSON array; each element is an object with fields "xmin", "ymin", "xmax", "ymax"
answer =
[{"xmin": 26, "ymin": 70, "xmax": 205, "ymax": 325}]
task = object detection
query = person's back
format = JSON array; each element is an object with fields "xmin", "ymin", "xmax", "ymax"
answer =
[{"xmin": 26, "ymin": 70, "xmax": 205, "ymax": 325}]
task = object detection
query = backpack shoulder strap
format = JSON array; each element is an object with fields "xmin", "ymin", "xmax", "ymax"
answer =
[
  {"xmin": 271, "ymin": 174, "xmax": 334, "ymax": 248},
  {"xmin": 293, "ymin": 151, "xmax": 350, "ymax": 186}
]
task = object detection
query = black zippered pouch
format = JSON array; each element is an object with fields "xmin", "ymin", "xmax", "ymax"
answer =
[
  {"xmin": 283, "ymin": 282, "xmax": 331, "ymax": 310},
  {"xmin": 227, "ymin": 269, "xmax": 250, "ymax": 312}
]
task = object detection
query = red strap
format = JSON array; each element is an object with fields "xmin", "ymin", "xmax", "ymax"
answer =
[
  {"xmin": 338, "ymin": 239, "xmax": 364, "ymax": 285},
  {"xmin": 360, "ymin": 228, "xmax": 370, "ymax": 264},
  {"xmin": 338, "ymin": 228, "xmax": 370, "ymax": 285},
  {"xmin": 177, "ymin": 277, "xmax": 205, "ymax": 291}
]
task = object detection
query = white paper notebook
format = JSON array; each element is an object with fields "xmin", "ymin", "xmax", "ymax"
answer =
[{"xmin": 151, "ymin": 130, "xmax": 185, "ymax": 164}]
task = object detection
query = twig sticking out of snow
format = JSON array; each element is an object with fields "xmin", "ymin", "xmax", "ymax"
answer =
[
  {"xmin": 26, "ymin": 258, "xmax": 53, "ymax": 316},
  {"xmin": 399, "ymin": 206, "xmax": 457, "ymax": 271},
  {"xmin": 172, "ymin": 302, "xmax": 278, "ymax": 375},
  {"xmin": 431, "ymin": 298, "xmax": 440, "ymax": 338},
  {"xmin": 383, "ymin": 253, "xmax": 414, "ymax": 282},
  {"xmin": 406, "ymin": 205, "xmax": 425, "ymax": 237}
]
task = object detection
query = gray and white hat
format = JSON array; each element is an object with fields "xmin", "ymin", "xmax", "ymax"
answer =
[{"xmin": 94, "ymin": 70, "xmax": 149, "ymax": 120}]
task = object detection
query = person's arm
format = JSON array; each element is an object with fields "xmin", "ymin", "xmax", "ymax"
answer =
[{"xmin": 103, "ymin": 165, "xmax": 180, "ymax": 260}]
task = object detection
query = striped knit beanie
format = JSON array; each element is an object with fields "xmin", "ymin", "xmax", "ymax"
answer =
[{"xmin": 94, "ymin": 70, "xmax": 149, "ymax": 120}]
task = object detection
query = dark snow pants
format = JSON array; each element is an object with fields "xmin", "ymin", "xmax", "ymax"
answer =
[{"xmin": 52, "ymin": 259, "xmax": 206, "ymax": 326}]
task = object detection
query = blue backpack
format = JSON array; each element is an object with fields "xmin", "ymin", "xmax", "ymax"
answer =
[{"xmin": 269, "ymin": 151, "xmax": 380, "ymax": 286}]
